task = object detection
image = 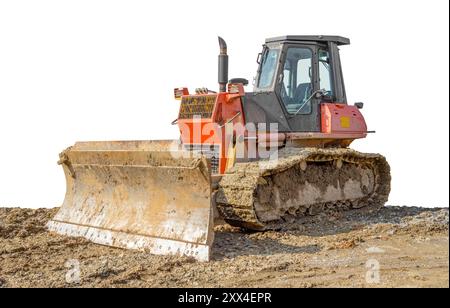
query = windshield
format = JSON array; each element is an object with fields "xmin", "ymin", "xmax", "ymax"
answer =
[{"xmin": 257, "ymin": 48, "xmax": 280, "ymax": 89}]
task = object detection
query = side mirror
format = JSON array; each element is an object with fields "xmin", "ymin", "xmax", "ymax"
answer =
[
  {"xmin": 256, "ymin": 53, "xmax": 262, "ymax": 64},
  {"xmin": 314, "ymin": 89, "xmax": 333, "ymax": 102},
  {"xmin": 314, "ymin": 90, "xmax": 324, "ymax": 99},
  {"xmin": 354, "ymin": 102, "xmax": 364, "ymax": 109}
]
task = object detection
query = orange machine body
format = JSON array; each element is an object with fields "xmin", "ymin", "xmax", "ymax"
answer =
[
  {"xmin": 177, "ymin": 84, "xmax": 245, "ymax": 174},
  {"xmin": 177, "ymin": 84, "xmax": 368, "ymax": 175}
]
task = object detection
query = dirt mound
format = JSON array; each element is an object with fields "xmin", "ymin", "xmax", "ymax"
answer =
[
  {"xmin": 0, "ymin": 206, "xmax": 448, "ymax": 288},
  {"xmin": 0, "ymin": 208, "xmax": 58, "ymax": 238}
]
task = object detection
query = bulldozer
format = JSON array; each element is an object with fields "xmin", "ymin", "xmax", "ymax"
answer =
[{"xmin": 48, "ymin": 36, "xmax": 391, "ymax": 261}]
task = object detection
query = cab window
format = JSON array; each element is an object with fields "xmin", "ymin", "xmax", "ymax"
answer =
[
  {"xmin": 319, "ymin": 50, "xmax": 333, "ymax": 96},
  {"xmin": 280, "ymin": 47, "xmax": 313, "ymax": 114},
  {"xmin": 257, "ymin": 48, "xmax": 280, "ymax": 89}
]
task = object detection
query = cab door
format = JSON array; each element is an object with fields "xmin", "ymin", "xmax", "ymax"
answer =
[{"xmin": 275, "ymin": 45, "xmax": 321, "ymax": 132}]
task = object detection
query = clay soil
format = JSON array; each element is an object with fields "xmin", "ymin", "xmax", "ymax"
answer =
[{"xmin": 0, "ymin": 206, "xmax": 448, "ymax": 288}]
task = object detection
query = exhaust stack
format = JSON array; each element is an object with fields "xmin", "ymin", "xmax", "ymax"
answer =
[{"xmin": 218, "ymin": 36, "xmax": 228, "ymax": 92}]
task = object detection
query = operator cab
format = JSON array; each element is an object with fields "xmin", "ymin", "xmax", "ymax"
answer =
[{"xmin": 244, "ymin": 35, "xmax": 350, "ymax": 132}]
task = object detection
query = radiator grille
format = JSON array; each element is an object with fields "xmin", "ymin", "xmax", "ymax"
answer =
[
  {"xmin": 185, "ymin": 144, "xmax": 220, "ymax": 174},
  {"xmin": 179, "ymin": 95, "xmax": 216, "ymax": 119}
]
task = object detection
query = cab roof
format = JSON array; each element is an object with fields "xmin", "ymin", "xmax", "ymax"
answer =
[{"xmin": 266, "ymin": 35, "xmax": 350, "ymax": 46}]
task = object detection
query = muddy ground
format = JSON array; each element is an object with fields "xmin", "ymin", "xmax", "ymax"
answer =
[{"xmin": 0, "ymin": 206, "xmax": 448, "ymax": 288}]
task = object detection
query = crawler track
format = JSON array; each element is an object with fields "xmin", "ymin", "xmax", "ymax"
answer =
[{"xmin": 215, "ymin": 148, "xmax": 391, "ymax": 230}]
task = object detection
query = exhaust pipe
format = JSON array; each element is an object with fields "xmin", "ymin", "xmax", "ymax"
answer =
[{"xmin": 218, "ymin": 36, "xmax": 228, "ymax": 92}]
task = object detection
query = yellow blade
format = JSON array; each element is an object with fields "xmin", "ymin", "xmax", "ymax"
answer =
[{"xmin": 47, "ymin": 140, "xmax": 213, "ymax": 261}]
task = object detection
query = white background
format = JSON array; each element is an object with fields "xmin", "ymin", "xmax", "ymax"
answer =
[{"xmin": 0, "ymin": 0, "xmax": 448, "ymax": 208}]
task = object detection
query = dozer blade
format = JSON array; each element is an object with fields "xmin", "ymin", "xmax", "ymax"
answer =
[{"xmin": 47, "ymin": 140, "xmax": 214, "ymax": 261}]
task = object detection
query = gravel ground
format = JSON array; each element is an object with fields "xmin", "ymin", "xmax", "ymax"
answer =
[{"xmin": 0, "ymin": 206, "xmax": 448, "ymax": 288}]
